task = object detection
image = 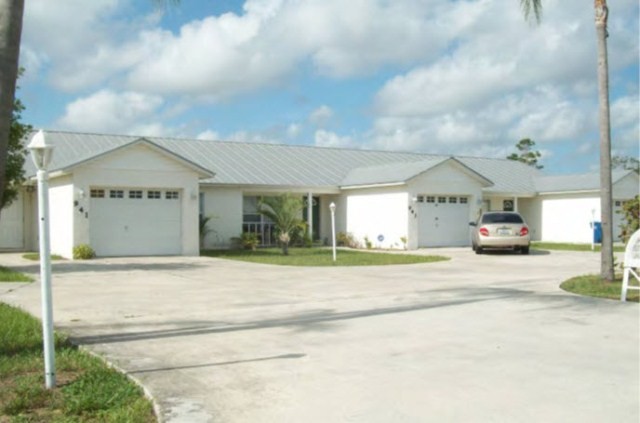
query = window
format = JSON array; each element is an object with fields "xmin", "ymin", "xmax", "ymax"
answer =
[
  {"xmin": 460, "ymin": 197, "xmax": 468, "ymax": 204},
  {"xmin": 129, "ymin": 190, "xmax": 142, "ymax": 199},
  {"xmin": 438, "ymin": 196, "xmax": 446, "ymax": 203},
  {"xmin": 109, "ymin": 190, "xmax": 124, "ymax": 199},
  {"xmin": 147, "ymin": 191, "xmax": 161, "ymax": 199},
  {"xmin": 615, "ymin": 201, "xmax": 621, "ymax": 207},
  {"xmin": 481, "ymin": 212, "xmax": 524, "ymax": 224},
  {"xmin": 426, "ymin": 196, "xmax": 435, "ymax": 203},
  {"xmin": 90, "ymin": 189, "xmax": 104, "ymax": 198},
  {"xmin": 417, "ymin": 195, "xmax": 424, "ymax": 203},
  {"xmin": 448, "ymin": 197, "xmax": 457, "ymax": 204},
  {"xmin": 165, "ymin": 191, "xmax": 179, "ymax": 200}
]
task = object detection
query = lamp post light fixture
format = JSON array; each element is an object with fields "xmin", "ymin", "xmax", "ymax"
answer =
[
  {"xmin": 27, "ymin": 130, "xmax": 56, "ymax": 389},
  {"xmin": 329, "ymin": 202, "xmax": 336, "ymax": 262}
]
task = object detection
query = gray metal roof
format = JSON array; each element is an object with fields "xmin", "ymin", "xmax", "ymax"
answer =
[
  {"xmin": 535, "ymin": 170, "xmax": 634, "ymax": 193},
  {"xmin": 341, "ymin": 158, "xmax": 449, "ymax": 187},
  {"xmin": 27, "ymin": 130, "xmax": 549, "ymax": 194}
]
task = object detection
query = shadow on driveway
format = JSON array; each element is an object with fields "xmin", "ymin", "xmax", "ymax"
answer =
[{"xmin": 70, "ymin": 286, "xmax": 595, "ymax": 346}]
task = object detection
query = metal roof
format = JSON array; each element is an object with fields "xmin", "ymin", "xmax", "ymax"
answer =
[
  {"xmin": 26, "ymin": 130, "xmax": 551, "ymax": 194},
  {"xmin": 535, "ymin": 170, "xmax": 634, "ymax": 193}
]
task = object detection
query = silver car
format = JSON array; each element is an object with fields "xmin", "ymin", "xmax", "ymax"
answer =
[{"xmin": 470, "ymin": 212, "xmax": 530, "ymax": 254}]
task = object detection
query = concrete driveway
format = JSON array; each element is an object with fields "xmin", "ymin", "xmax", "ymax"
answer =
[{"xmin": 1, "ymin": 249, "xmax": 638, "ymax": 422}]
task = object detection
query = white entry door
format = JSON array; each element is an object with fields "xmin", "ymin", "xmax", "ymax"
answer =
[
  {"xmin": 90, "ymin": 188, "xmax": 182, "ymax": 256},
  {"xmin": 418, "ymin": 195, "xmax": 470, "ymax": 247}
]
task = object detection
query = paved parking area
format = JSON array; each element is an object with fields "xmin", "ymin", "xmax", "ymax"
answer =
[{"xmin": 1, "ymin": 249, "xmax": 638, "ymax": 422}]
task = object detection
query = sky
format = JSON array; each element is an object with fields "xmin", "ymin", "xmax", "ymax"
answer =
[{"xmin": 17, "ymin": 0, "xmax": 639, "ymax": 175}]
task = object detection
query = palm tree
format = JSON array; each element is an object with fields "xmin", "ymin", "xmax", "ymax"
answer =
[
  {"xmin": 0, "ymin": 0, "xmax": 25, "ymax": 221},
  {"xmin": 521, "ymin": 0, "xmax": 614, "ymax": 281},
  {"xmin": 258, "ymin": 193, "xmax": 306, "ymax": 255}
]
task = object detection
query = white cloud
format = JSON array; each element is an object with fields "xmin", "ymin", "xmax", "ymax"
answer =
[
  {"xmin": 286, "ymin": 123, "xmax": 301, "ymax": 139},
  {"xmin": 309, "ymin": 105, "xmax": 333, "ymax": 127},
  {"xmin": 197, "ymin": 130, "xmax": 221, "ymax": 141},
  {"xmin": 314, "ymin": 129, "xmax": 358, "ymax": 149},
  {"xmin": 57, "ymin": 89, "xmax": 166, "ymax": 135}
]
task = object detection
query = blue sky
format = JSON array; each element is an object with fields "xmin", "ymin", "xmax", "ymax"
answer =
[{"xmin": 17, "ymin": 0, "xmax": 639, "ymax": 175}]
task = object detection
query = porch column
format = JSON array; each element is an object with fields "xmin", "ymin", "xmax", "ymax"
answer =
[
  {"xmin": 514, "ymin": 197, "xmax": 519, "ymax": 212},
  {"xmin": 307, "ymin": 192, "xmax": 313, "ymax": 240}
]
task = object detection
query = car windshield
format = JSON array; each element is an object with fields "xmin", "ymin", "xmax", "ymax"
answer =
[{"xmin": 481, "ymin": 213, "xmax": 524, "ymax": 224}]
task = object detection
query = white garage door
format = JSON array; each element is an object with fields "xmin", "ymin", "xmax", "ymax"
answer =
[
  {"xmin": 418, "ymin": 195, "xmax": 470, "ymax": 247},
  {"xmin": 0, "ymin": 191, "xmax": 23, "ymax": 249},
  {"xmin": 90, "ymin": 188, "xmax": 182, "ymax": 256}
]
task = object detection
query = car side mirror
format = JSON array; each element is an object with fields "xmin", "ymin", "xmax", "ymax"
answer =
[{"xmin": 469, "ymin": 222, "xmax": 477, "ymax": 227}]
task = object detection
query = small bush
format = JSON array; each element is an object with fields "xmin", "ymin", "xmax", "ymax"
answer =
[
  {"xmin": 240, "ymin": 233, "xmax": 260, "ymax": 251},
  {"xmin": 337, "ymin": 232, "xmax": 359, "ymax": 248},
  {"xmin": 72, "ymin": 244, "xmax": 95, "ymax": 260},
  {"xmin": 364, "ymin": 236, "xmax": 373, "ymax": 249}
]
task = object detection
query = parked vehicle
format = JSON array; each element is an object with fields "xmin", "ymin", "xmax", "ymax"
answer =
[{"xmin": 469, "ymin": 212, "xmax": 530, "ymax": 254}]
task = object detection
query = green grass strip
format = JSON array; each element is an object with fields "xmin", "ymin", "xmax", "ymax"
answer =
[
  {"xmin": 202, "ymin": 247, "xmax": 449, "ymax": 266},
  {"xmin": 532, "ymin": 242, "xmax": 625, "ymax": 253},
  {"xmin": 0, "ymin": 302, "xmax": 156, "ymax": 421},
  {"xmin": 0, "ymin": 265, "xmax": 33, "ymax": 283},
  {"xmin": 22, "ymin": 252, "xmax": 65, "ymax": 261},
  {"xmin": 560, "ymin": 274, "xmax": 639, "ymax": 302}
]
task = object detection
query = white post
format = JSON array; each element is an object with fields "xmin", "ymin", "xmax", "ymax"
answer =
[
  {"xmin": 307, "ymin": 192, "xmax": 313, "ymax": 242},
  {"xmin": 36, "ymin": 169, "xmax": 56, "ymax": 389},
  {"xmin": 513, "ymin": 197, "xmax": 518, "ymax": 212},
  {"xmin": 330, "ymin": 202, "xmax": 336, "ymax": 262}
]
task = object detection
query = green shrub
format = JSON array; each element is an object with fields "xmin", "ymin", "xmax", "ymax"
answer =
[
  {"xmin": 336, "ymin": 232, "xmax": 359, "ymax": 248},
  {"xmin": 72, "ymin": 244, "xmax": 96, "ymax": 260},
  {"xmin": 364, "ymin": 236, "xmax": 373, "ymax": 249},
  {"xmin": 240, "ymin": 232, "xmax": 260, "ymax": 251}
]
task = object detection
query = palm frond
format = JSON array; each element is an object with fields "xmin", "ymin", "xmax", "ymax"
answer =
[{"xmin": 521, "ymin": 0, "xmax": 543, "ymax": 24}]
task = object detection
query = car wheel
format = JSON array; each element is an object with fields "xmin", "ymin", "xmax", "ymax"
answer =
[
  {"xmin": 521, "ymin": 246, "xmax": 530, "ymax": 255},
  {"xmin": 471, "ymin": 243, "xmax": 476, "ymax": 252},
  {"xmin": 475, "ymin": 246, "xmax": 483, "ymax": 255}
]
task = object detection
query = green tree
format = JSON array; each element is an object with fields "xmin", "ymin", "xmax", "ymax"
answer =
[
  {"xmin": 258, "ymin": 193, "xmax": 306, "ymax": 255},
  {"xmin": 2, "ymin": 84, "xmax": 31, "ymax": 209},
  {"xmin": 506, "ymin": 138, "xmax": 543, "ymax": 169},
  {"xmin": 521, "ymin": 0, "xmax": 615, "ymax": 281},
  {"xmin": 618, "ymin": 195, "xmax": 639, "ymax": 244}
]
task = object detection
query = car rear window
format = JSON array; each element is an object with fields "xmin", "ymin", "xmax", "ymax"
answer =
[{"xmin": 482, "ymin": 213, "xmax": 524, "ymax": 224}]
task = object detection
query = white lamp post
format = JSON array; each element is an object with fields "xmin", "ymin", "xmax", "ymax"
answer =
[
  {"xmin": 27, "ymin": 130, "xmax": 56, "ymax": 389},
  {"xmin": 330, "ymin": 202, "xmax": 336, "ymax": 262}
]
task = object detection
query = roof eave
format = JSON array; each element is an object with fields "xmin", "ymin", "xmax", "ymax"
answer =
[{"xmin": 340, "ymin": 182, "xmax": 406, "ymax": 190}]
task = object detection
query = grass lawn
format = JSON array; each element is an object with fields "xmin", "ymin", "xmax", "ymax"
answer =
[
  {"xmin": 0, "ymin": 302, "xmax": 156, "ymax": 421},
  {"xmin": 22, "ymin": 252, "xmax": 65, "ymax": 261},
  {"xmin": 532, "ymin": 242, "xmax": 625, "ymax": 253},
  {"xmin": 560, "ymin": 274, "xmax": 639, "ymax": 302},
  {"xmin": 202, "ymin": 247, "xmax": 449, "ymax": 266},
  {"xmin": 0, "ymin": 266, "xmax": 33, "ymax": 283}
]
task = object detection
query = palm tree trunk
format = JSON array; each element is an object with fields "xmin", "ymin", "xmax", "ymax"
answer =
[
  {"xmin": 0, "ymin": 0, "xmax": 25, "ymax": 218},
  {"xmin": 594, "ymin": 0, "xmax": 614, "ymax": 281}
]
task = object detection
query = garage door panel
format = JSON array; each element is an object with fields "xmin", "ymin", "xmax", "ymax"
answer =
[
  {"xmin": 418, "ymin": 196, "xmax": 470, "ymax": 247},
  {"xmin": 90, "ymin": 191, "xmax": 181, "ymax": 256}
]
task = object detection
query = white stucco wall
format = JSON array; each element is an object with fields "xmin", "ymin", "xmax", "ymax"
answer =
[
  {"xmin": 0, "ymin": 189, "xmax": 25, "ymax": 249},
  {"xmin": 200, "ymin": 187, "xmax": 243, "ymax": 248},
  {"xmin": 517, "ymin": 198, "xmax": 542, "ymax": 241},
  {"xmin": 72, "ymin": 143, "xmax": 202, "ymax": 256},
  {"xmin": 541, "ymin": 195, "xmax": 600, "ymax": 243},
  {"xmin": 345, "ymin": 187, "xmax": 409, "ymax": 249},
  {"xmin": 48, "ymin": 175, "xmax": 75, "ymax": 258}
]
